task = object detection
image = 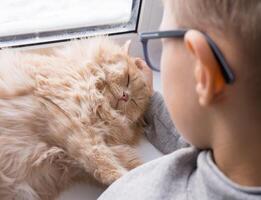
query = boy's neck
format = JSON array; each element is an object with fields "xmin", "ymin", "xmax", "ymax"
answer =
[{"xmin": 212, "ymin": 122, "xmax": 261, "ymax": 187}]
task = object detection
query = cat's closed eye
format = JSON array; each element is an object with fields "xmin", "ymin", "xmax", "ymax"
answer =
[{"xmin": 126, "ymin": 74, "xmax": 130, "ymax": 87}]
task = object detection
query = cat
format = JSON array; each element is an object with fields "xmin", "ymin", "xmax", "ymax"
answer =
[{"xmin": 0, "ymin": 37, "xmax": 151, "ymax": 200}]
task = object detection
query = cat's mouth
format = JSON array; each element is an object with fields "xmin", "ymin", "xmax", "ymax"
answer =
[
  {"xmin": 114, "ymin": 91, "xmax": 129, "ymax": 108},
  {"xmin": 119, "ymin": 91, "xmax": 129, "ymax": 102}
]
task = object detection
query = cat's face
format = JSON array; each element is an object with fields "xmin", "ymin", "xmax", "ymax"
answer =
[{"xmin": 95, "ymin": 39, "xmax": 150, "ymax": 122}]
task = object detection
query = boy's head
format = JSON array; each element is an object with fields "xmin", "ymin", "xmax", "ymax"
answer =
[{"xmin": 160, "ymin": 0, "xmax": 261, "ymax": 148}]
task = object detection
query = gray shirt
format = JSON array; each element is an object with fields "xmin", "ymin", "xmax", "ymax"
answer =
[{"xmin": 98, "ymin": 92, "xmax": 261, "ymax": 200}]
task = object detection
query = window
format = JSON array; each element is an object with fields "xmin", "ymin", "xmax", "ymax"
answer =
[{"xmin": 0, "ymin": 0, "xmax": 142, "ymax": 48}]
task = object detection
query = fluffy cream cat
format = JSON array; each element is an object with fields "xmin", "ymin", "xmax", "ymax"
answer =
[{"xmin": 0, "ymin": 37, "xmax": 150, "ymax": 200}]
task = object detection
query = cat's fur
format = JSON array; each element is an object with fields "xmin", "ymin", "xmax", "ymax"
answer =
[{"xmin": 0, "ymin": 37, "xmax": 150, "ymax": 200}]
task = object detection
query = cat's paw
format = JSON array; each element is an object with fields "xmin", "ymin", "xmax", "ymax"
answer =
[{"xmin": 94, "ymin": 168, "xmax": 127, "ymax": 185}]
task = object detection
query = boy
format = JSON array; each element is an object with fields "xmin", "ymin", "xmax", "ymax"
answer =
[{"xmin": 98, "ymin": 0, "xmax": 261, "ymax": 199}]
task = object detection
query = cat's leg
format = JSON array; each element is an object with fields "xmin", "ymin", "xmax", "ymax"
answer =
[
  {"xmin": 0, "ymin": 158, "xmax": 42, "ymax": 200},
  {"xmin": 110, "ymin": 145, "xmax": 143, "ymax": 170},
  {"xmin": 27, "ymin": 147, "xmax": 81, "ymax": 200},
  {"xmin": 68, "ymin": 140, "xmax": 128, "ymax": 185},
  {"xmin": 12, "ymin": 182, "xmax": 41, "ymax": 200},
  {"xmin": 43, "ymin": 129, "xmax": 127, "ymax": 185}
]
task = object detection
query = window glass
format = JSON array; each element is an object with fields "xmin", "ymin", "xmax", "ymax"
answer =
[{"xmin": 0, "ymin": 0, "xmax": 141, "ymax": 47}]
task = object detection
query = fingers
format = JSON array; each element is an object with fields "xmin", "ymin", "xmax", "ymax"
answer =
[
  {"xmin": 134, "ymin": 57, "xmax": 154, "ymax": 96},
  {"xmin": 135, "ymin": 58, "xmax": 153, "ymax": 78},
  {"xmin": 134, "ymin": 58, "xmax": 152, "ymax": 77},
  {"xmin": 135, "ymin": 58, "xmax": 149, "ymax": 70}
]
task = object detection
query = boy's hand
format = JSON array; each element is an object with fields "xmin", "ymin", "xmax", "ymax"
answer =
[{"xmin": 135, "ymin": 58, "xmax": 154, "ymax": 97}]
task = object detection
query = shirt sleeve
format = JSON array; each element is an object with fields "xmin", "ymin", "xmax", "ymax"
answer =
[{"xmin": 144, "ymin": 91, "xmax": 189, "ymax": 154}]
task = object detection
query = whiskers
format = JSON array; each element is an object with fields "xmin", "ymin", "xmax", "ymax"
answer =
[
  {"xmin": 131, "ymin": 98, "xmax": 142, "ymax": 111},
  {"xmin": 135, "ymin": 96, "xmax": 147, "ymax": 101}
]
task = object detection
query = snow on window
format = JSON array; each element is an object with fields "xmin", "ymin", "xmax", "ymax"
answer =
[{"xmin": 0, "ymin": 0, "xmax": 141, "ymax": 47}]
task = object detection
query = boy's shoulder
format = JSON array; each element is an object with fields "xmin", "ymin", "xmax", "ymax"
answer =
[{"xmin": 98, "ymin": 147, "xmax": 199, "ymax": 200}]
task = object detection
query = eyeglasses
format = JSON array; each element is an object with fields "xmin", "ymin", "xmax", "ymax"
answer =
[{"xmin": 139, "ymin": 30, "xmax": 235, "ymax": 84}]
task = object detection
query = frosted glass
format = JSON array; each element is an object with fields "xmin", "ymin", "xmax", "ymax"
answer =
[{"xmin": 0, "ymin": 0, "xmax": 133, "ymax": 37}]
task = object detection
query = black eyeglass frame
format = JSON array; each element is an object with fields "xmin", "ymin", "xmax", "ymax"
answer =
[{"xmin": 139, "ymin": 30, "xmax": 235, "ymax": 84}]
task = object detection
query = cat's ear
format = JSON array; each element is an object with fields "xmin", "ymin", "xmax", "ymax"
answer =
[{"xmin": 122, "ymin": 40, "xmax": 131, "ymax": 54}]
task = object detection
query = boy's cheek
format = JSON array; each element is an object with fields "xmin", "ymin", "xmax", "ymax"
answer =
[
  {"xmin": 161, "ymin": 49, "xmax": 173, "ymax": 98},
  {"xmin": 161, "ymin": 45, "xmax": 207, "ymax": 146},
  {"xmin": 161, "ymin": 48, "xmax": 182, "ymax": 119}
]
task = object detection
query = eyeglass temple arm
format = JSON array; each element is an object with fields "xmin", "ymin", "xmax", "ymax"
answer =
[
  {"xmin": 204, "ymin": 34, "xmax": 235, "ymax": 84},
  {"xmin": 140, "ymin": 30, "xmax": 186, "ymax": 41}
]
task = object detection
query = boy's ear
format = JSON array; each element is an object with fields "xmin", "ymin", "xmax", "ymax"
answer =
[
  {"xmin": 122, "ymin": 40, "xmax": 131, "ymax": 54},
  {"xmin": 184, "ymin": 30, "xmax": 225, "ymax": 106}
]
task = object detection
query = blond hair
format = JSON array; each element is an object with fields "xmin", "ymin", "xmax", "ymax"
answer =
[
  {"xmin": 172, "ymin": 0, "xmax": 261, "ymax": 65},
  {"xmin": 170, "ymin": 0, "xmax": 261, "ymax": 101}
]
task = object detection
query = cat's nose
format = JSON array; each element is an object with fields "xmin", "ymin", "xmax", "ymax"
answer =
[{"xmin": 121, "ymin": 92, "xmax": 129, "ymax": 102}]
